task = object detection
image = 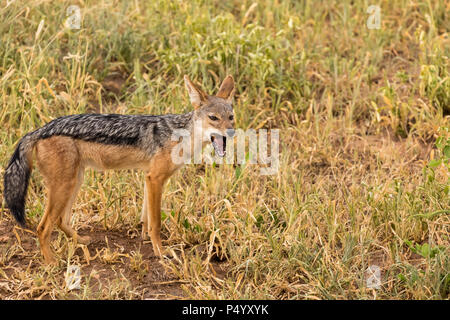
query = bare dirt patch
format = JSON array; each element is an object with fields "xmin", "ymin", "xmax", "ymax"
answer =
[{"xmin": 0, "ymin": 214, "xmax": 227, "ymax": 299}]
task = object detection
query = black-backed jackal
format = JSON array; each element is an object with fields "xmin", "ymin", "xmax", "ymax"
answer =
[{"xmin": 3, "ymin": 75, "xmax": 235, "ymax": 264}]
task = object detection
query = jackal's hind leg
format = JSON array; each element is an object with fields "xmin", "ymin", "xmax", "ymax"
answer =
[
  {"xmin": 57, "ymin": 168, "xmax": 91, "ymax": 245},
  {"xmin": 140, "ymin": 180, "xmax": 150, "ymax": 240},
  {"xmin": 37, "ymin": 182, "xmax": 78, "ymax": 264},
  {"xmin": 35, "ymin": 136, "xmax": 86, "ymax": 264},
  {"xmin": 37, "ymin": 195, "xmax": 57, "ymax": 264}
]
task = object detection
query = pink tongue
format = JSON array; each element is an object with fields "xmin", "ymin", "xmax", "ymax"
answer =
[{"xmin": 214, "ymin": 136, "xmax": 224, "ymax": 153}]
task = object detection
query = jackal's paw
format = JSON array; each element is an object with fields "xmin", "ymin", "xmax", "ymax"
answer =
[
  {"xmin": 141, "ymin": 229, "xmax": 150, "ymax": 241},
  {"xmin": 43, "ymin": 254, "xmax": 57, "ymax": 266},
  {"xmin": 152, "ymin": 245, "xmax": 173, "ymax": 259},
  {"xmin": 152, "ymin": 245, "xmax": 164, "ymax": 258}
]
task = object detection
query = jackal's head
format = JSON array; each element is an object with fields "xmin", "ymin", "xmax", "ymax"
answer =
[{"xmin": 184, "ymin": 75, "xmax": 235, "ymax": 157}]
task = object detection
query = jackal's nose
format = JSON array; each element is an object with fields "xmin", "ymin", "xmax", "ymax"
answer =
[{"xmin": 226, "ymin": 129, "xmax": 235, "ymax": 138}]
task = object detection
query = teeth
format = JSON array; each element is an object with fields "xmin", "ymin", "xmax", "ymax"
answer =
[{"xmin": 211, "ymin": 134, "xmax": 226, "ymax": 157}]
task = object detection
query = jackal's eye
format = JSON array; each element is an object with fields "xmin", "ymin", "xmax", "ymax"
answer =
[
  {"xmin": 208, "ymin": 115, "xmax": 219, "ymax": 121},
  {"xmin": 229, "ymin": 115, "xmax": 234, "ymax": 121}
]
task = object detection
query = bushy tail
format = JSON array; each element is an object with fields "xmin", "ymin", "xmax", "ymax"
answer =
[{"xmin": 3, "ymin": 133, "xmax": 38, "ymax": 226}]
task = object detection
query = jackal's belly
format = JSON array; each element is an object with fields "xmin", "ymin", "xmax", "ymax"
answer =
[{"xmin": 76, "ymin": 140, "xmax": 151, "ymax": 171}]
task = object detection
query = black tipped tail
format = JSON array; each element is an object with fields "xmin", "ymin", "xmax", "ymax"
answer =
[{"xmin": 3, "ymin": 134, "xmax": 36, "ymax": 226}]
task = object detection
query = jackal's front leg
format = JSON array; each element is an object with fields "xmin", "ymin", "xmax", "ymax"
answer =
[
  {"xmin": 140, "ymin": 180, "xmax": 150, "ymax": 240},
  {"xmin": 144, "ymin": 175, "xmax": 164, "ymax": 257}
]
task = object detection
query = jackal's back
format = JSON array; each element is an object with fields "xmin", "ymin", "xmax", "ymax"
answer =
[{"xmin": 35, "ymin": 112, "xmax": 193, "ymax": 155}]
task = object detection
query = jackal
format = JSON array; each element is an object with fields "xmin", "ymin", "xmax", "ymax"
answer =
[{"xmin": 3, "ymin": 75, "xmax": 235, "ymax": 264}]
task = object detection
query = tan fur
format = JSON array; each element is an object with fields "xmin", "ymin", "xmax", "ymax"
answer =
[
  {"xmin": 76, "ymin": 140, "xmax": 151, "ymax": 170},
  {"xmin": 35, "ymin": 136, "xmax": 86, "ymax": 264},
  {"xmin": 33, "ymin": 136, "xmax": 179, "ymax": 264}
]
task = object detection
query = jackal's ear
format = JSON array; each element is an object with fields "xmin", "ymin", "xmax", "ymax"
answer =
[
  {"xmin": 184, "ymin": 75, "xmax": 208, "ymax": 109},
  {"xmin": 216, "ymin": 75, "xmax": 235, "ymax": 103}
]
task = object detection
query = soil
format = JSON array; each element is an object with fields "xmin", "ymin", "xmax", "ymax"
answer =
[{"xmin": 0, "ymin": 215, "xmax": 227, "ymax": 299}]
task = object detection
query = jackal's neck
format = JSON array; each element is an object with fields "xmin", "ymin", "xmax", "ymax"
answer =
[{"xmin": 170, "ymin": 111, "xmax": 195, "ymax": 133}]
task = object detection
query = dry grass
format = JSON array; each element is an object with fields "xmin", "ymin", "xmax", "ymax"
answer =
[{"xmin": 0, "ymin": 0, "xmax": 449, "ymax": 299}]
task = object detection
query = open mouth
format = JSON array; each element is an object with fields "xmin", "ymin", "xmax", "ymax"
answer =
[{"xmin": 210, "ymin": 133, "xmax": 227, "ymax": 157}]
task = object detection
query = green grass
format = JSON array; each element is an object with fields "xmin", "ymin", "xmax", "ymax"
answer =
[{"xmin": 0, "ymin": 0, "xmax": 449, "ymax": 299}]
